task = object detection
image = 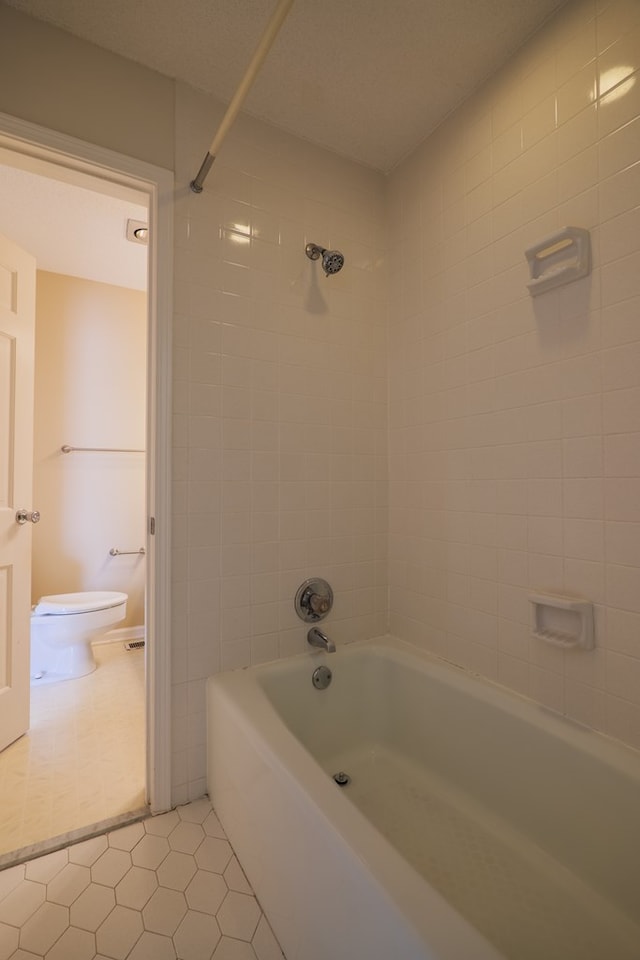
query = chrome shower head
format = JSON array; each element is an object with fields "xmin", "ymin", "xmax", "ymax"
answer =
[{"xmin": 305, "ymin": 242, "xmax": 345, "ymax": 276}]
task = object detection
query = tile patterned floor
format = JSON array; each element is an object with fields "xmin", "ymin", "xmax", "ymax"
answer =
[
  {"xmin": 0, "ymin": 797, "xmax": 285, "ymax": 960},
  {"xmin": 0, "ymin": 644, "xmax": 146, "ymax": 858}
]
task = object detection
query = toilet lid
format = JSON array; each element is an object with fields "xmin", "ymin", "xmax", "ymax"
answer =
[{"xmin": 33, "ymin": 591, "xmax": 128, "ymax": 615}]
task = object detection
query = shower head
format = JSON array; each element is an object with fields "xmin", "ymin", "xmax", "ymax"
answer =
[{"xmin": 305, "ymin": 242, "xmax": 345, "ymax": 276}]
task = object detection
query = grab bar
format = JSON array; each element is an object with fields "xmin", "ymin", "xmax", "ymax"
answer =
[
  {"xmin": 109, "ymin": 547, "xmax": 146, "ymax": 557},
  {"xmin": 62, "ymin": 445, "xmax": 145, "ymax": 454}
]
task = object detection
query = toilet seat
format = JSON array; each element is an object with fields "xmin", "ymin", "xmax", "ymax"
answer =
[
  {"xmin": 30, "ymin": 590, "xmax": 129, "ymax": 682},
  {"xmin": 33, "ymin": 590, "xmax": 128, "ymax": 616}
]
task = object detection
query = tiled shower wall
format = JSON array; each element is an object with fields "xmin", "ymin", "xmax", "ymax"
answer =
[
  {"xmin": 387, "ymin": 0, "xmax": 640, "ymax": 750},
  {"xmin": 171, "ymin": 84, "xmax": 388, "ymax": 801}
]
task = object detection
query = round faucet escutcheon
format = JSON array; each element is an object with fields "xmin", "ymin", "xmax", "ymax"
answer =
[{"xmin": 294, "ymin": 577, "xmax": 333, "ymax": 622}]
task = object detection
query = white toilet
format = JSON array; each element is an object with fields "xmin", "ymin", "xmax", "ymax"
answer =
[{"xmin": 30, "ymin": 590, "xmax": 128, "ymax": 683}]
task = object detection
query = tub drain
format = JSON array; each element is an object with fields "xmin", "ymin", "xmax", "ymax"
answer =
[{"xmin": 333, "ymin": 771, "xmax": 351, "ymax": 787}]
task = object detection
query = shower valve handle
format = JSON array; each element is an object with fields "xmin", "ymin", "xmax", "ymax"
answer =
[
  {"xmin": 309, "ymin": 592, "xmax": 330, "ymax": 615},
  {"xmin": 16, "ymin": 508, "xmax": 40, "ymax": 525},
  {"xmin": 294, "ymin": 577, "xmax": 334, "ymax": 622}
]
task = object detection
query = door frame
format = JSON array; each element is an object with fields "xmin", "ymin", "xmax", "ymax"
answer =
[{"xmin": 0, "ymin": 111, "xmax": 173, "ymax": 814}]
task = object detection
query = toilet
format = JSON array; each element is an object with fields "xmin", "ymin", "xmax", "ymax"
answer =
[{"xmin": 30, "ymin": 590, "xmax": 128, "ymax": 683}]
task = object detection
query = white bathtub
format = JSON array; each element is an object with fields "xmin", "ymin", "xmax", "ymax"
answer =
[{"xmin": 206, "ymin": 637, "xmax": 640, "ymax": 960}]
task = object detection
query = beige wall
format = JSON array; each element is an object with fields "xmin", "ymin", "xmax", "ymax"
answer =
[
  {"xmin": 387, "ymin": 0, "xmax": 640, "ymax": 751},
  {"xmin": 33, "ymin": 271, "xmax": 147, "ymax": 628},
  {"xmin": 0, "ymin": 6, "xmax": 174, "ymax": 170}
]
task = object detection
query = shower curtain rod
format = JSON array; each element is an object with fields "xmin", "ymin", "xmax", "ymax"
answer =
[
  {"xmin": 61, "ymin": 445, "xmax": 145, "ymax": 454},
  {"xmin": 190, "ymin": 0, "xmax": 295, "ymax": 193}
]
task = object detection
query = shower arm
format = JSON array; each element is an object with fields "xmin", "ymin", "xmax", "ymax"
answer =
[{"xmin": 190, "ymin": 0, "xmax": 295, "ymax": 193}]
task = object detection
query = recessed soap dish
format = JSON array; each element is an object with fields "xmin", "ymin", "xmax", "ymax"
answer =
[
  {"xmin": 525, "ymin": 226, "xmax": 591, "ymax": 296},
  {"xmin": 529, "ymin": 593, "xmax": 594, "ymax": 651}
]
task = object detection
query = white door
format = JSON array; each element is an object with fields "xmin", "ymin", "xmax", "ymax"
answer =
[{"xmin": 0, "ymin": 233, "xmax": 36, "ymax": 752}]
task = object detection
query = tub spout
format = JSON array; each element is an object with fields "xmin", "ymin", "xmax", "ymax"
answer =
[{"xmin": 307, "ymin": 626, "xmax": 336, "ymax": 653}]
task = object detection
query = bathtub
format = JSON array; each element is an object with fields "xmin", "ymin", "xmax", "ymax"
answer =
[{"xmin": 206, "ymin": 637, "xmax": 640, "ymax": 960}]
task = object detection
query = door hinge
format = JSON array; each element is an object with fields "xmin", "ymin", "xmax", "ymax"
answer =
[{"xmin": 149, "ymin": 516, "xmax": 156, "ymax": 535}]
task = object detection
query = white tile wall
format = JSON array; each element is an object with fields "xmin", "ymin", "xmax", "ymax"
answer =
[
  {"xmin": 171, "ymin": 85, "xmax": 388, "ymax": 801},
  {"xmin": 387, "ymin": 0, "xmax": 640, "ymax": 750},
  {"xmin": 169, "ymin": 0, "xmax": 640, "ymax": 803}
]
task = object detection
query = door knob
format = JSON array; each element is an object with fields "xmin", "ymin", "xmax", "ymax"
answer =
[{"xmin": 16, "ymin": 509, "xmax": 41, "ymax": 525}]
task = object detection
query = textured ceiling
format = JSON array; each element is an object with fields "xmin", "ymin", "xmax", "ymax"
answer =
[{"xmin": 4, "ymin": 0, "xmax": 568, "ymax": 172}]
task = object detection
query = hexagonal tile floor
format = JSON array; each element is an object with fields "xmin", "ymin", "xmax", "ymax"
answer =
[{"xmin": 0, "ymin": 798, "xmax": 285, "ymax": 960}]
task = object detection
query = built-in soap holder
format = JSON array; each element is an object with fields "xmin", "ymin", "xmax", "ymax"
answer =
[
  {"xmin": 529, "ymin": 593, "xmax": 594, "ymax": 651},
  {"xmin": 525, "ymin": 226, "xmax": 591, "ymax": 296}
]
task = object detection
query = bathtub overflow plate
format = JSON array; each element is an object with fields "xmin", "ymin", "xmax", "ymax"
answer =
[{"xmin": 312, "ymin": 665, "xmax": 332, "ymax": 690}]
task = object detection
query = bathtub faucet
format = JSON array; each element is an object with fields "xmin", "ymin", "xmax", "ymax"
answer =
[{"xmin": 307, "ymin": 626, "xmax": 336, "ymax": 653}]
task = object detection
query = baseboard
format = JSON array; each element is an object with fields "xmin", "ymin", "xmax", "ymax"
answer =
[{"xmin": 94, "ymin": 625, "xmax": 145, "ymax": 646}]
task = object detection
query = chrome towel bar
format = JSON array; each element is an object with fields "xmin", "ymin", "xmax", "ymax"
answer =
[
  {"xmin": 109, "ymin": 547, "xmax": 146, "ymax": 557},
  {"xmin": 62, "ymin": 445, "xmax": 145, "ymax": 454}
]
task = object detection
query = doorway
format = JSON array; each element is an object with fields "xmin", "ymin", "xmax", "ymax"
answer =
[{"xmin": 0, "ymin": 113, "xmax": 173, "ymax": 862}]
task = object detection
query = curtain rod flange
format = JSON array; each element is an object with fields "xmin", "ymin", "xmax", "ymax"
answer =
[{"xmin": 190, "ymin": 152, "xmax": 215, "ymax": 193}]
